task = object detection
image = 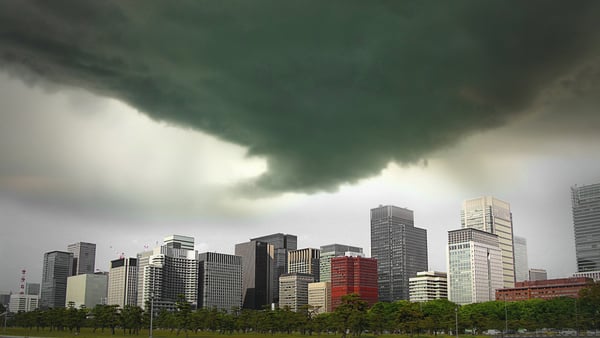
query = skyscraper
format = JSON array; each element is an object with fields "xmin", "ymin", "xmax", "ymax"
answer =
[
  {"xmin": 461, "ymin": 196, "xmax": 515, "ymax": 287},
  {"xmin": 279, "ymin": 273, "xmax": 314, "ymax": 312},
  {"xmin": 330, "ymin": 256, "xmax": 378, "ymax": 310},
  {"xmin": 319, "ymin": 244, "xmax": 363, "ymax": 283},
  {"xmin": 67, "ymin": 242, "xmax": 96, "ymax": 276},
  {"xmin": 571, "ymin": 183, "xmax": 600, "ymax": 272},
  {"xmin": 235, "ymin": 240, "xmax": 275, "ymax": 309},
  {"xmin": 136, "ymin": 235, "xmax": 199, "ymax": 311},
  {"xmin": 250, "ymin": 233, "xmax": 297, "ymax": 303},
  {"xmin": 447, "ymin": 228, "xmax": 503, "ymax": 305},
  {"xmin": 288, "ymin": 248, "xmax": 320, "ymax": 282},
  {"xmin": 41, "ymin": 250, "xmax": 73, "ymax": 308},
  {"xmin": 370, "ymin": 205, "xmax": 428, "ymax": 301},
  {"xmin": 107, "ymin": 257, "xmax": 138, "ymax": 308},
  {"xmin": 513, "ymin": 236, "xmax": 529, "ymax": 282},
  {"xmin": 198, "ymin": 252, "xmax": 242, "ymax": 311}
]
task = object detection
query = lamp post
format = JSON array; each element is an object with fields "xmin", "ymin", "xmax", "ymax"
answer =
[
  {"xmin": 455, "ymin": 305, "xmax": 459, "ymax": 338},
  {"xmin": 504, "ymin": 295, "xmax": 508, "ymax": 336},
  {"xmin": 149, "ymin": 293, "xmax": 154, "ymax": 338}
]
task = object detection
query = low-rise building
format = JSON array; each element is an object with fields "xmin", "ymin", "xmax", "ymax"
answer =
[
  {"xmin": 409, "ymin": 271, "xmax": 448, "ymax": 302},
  {"xmin": 66, "ymin": 273, "xmax": 108, "ymax": 308},
  {"xmin": 496, "ymin": 277, "xmax": 593, "ymax": 301},
  {"xmin": 279, "ymin": 273, "xmax": 314, "ymax": 312},
  {"xmin": 9, "ymin": 294, "xmax": 39, "ymax": 312}
]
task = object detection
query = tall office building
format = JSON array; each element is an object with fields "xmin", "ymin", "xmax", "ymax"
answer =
[
  {"xmin": 330, "ymin": 256, "xmax": 378, "ymax": 310},
  {"xmin": 461, "ymin": 196, "xmax": 515, "ymax": 288},
  {"xmin": 67, "ymin": 242, "xmax": 96, "ymax": 276},
  {"xmin": 198, "ymin": 252, "xmax": 242, "ymax": 311},
  {"xmin": 137, "ymin": 235, "xmax": 199, "ymax": 311},
  {"xmin": 235, "ymin": 240, "xmax": 275, "ymax": 309},
  {"xmin": 370, "ymin": 205, "xmax": 428, "ymax": 301},
  {"xmin": 447, "ymin": 228, "xmax": 503, "ymax": 305},
  {"xmin": 107, "ymin": 257, "xmax": 138, "ymax": 308},
  {"xmin": 288, "ymin": 248, "xmax": 320, "ymax": 282},
  {"xmin": 514, "ymin": 236, "xmax": 529, "ymax": 282},
  {"xmin": 409, "ymin": 271, "xmax": 448, "ymax": 302},
  {"xmin": 164, "ymin": 235, "xmax": 195, "ymax": 251},
  {"xmin": 529, "ymin": 268, "xmax": 548, "ymax": 281},
  {"xmin": 319, "ymin": 244, "xmax": 363, "ymax": 283},
  {"xmin": 279, "ymin": 273, "xmax": 314, "ymax": 312},
  {"xmin": 25, "ymin": 283, "xmax": 40, "ymax": 296},
  {"xmin": 308, "ymin": 282, "xmax": 331, "ymax": 314},
  {"xmin": 41, "ymin": 250, "xmax": 73, "ymax": 308},
  {"xmin": 571, "ymin": 183, "xmax": 600, "ymax": 272},
  {"xmin": 66, "ymin": 273, "xmax": 108, "ymax": 308},
  {"xmin": 250, "ymin": 233, "xmax": 297, "ymax": 303}
]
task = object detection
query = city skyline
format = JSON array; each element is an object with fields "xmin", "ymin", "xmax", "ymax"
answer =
[{"xmin": 2, "ymin": 2, "xmax": 600, "ymax": 293}]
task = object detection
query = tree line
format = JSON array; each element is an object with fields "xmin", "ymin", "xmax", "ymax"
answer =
[{"xmin": 5, "ymin": 282, "xmax": 600, "ymax": 336}]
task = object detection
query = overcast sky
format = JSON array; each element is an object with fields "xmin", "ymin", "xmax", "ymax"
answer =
[{"xmin": 1, "ymin": 1, "xmax": 600, "ymax": 293}]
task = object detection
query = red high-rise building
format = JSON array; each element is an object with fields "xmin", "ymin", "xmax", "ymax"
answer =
[{"xmin": 331, "ymin": 256, "xmax": 378, "ymax": 310}]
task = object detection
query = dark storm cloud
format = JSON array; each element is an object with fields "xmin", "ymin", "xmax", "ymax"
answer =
[{"xmin": 1, "ymin": 1, "xmax": 600, "ymax": 193}]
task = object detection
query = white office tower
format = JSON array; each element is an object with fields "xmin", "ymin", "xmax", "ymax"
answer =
[
  {"xmin": 198, "ymin": 252, "xmax": 243, "ymax": 311},
  {"xmin": 447, "ymin": 228, "xmax": 503, "ymax": 305},
  {"xmin": 279, "ymin": 273, "xmax": 314, "ymax": 312},
  {"xmin": 461, "ymin": 196, "xmax": 516, "ymax": 288},
  {"xmin": 107, "ymin": 257, "xmax": 138, "ymax": 308},
  {"xmin": 513, "ymin": 236, "xmax": 529, "ymax": 282},
  {"xmin": 9, "ymin": 294, "xmax": 39, "ymax": 312},
  {"xmin": 137, "ymin": 235, "xmax": 199, "ymax": 311},
  {"xmin": 409, "ymin": 271, "xmax": 448, "ymax": 302},
  {"xmin": 164, "ymin": 235, "xmax": 195, "ymax": 251},
  {"xmin": 529, "ymin": 268, "xmax": 548, "ymax": 281},
  {"xmin": 319, "ymin": 244, "xmax": 364, "ymax": 283},
  {"xmin": 308, "ymin": 281, "xmax": 331, "ymax": 314}
]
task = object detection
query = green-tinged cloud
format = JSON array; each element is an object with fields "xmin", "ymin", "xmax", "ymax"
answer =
[{"xmin": 1, "ymin": 1, "xmax": 599, "ymax": 193}]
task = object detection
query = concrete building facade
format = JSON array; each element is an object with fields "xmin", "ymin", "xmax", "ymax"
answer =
[
  {"xmin": 461, "ymin": 196, "xmax": 515, "ymax": 288},
  {"xmin": 529, "ymin": 268, "xmax": 548, "ymax": 281},
  {"xmin": 447, "ymin": 228, "xmax": 503, "ymax": 305},
  {"xmin": 279, "ymin": 273, "xmax": 314, "ymax": 312},
  {"xmin": 107, "ymin": 257, "xmax": 138, "ymax": 308},
  {"xmin": 331, "ymin": 256, "xmax": 378, "ymax": 310},
  {"xmin": 409, "ymin": 271, "xmax": 448, "ymax": 302},
  {"xmin": 371, "ymin": 205, "xmax": 428, "ymax": 301},
  {"xmin": 288, "ymin": 248, "xmax": 320, "ymax": 282},
  {"xmin": 514, "ymin": 236, "xmax": 529, "ymax": 282},
  {"xmin": 571, "ymin": 183, "xmax": 600, "ymax": 272},
  {"xmin": 308, "ymin": 281, "xmax": 331, "ymax": 314},
  {"xmin": 496, "ymin": 277, "xmax": 593, "ymax": 301},
  {"xmin": 198, "ymin": 252, "xmax": 242, "ymax": 311},
  {"xmin": 66, "ymin": 273, "xmax": 108, "ymax": 308},
  {"xmin": 9, "ymin": 294, "xmax": 39, "ymax": 312}
]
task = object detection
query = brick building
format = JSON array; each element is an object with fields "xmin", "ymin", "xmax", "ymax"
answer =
[{"xmin": 495, "ymin": 277, "xmax": 593, "ymax": 301}]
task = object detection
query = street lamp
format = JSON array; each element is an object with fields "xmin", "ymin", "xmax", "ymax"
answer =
[
  {"xmin": 149, "ymin": 293, "xmax": 154, "ymax": 338},
  {"xmin": 504, "ymin": 295, "xmax": 508, "ymax": 336},
  {"xmin": 455, "ymin": 305, "xmax": 459, "ymax": 338}
]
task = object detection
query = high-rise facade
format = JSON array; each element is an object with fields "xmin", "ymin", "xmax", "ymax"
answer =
[
  {"xmin": 319, "ymin": 244, "xmax": 363, "ymax": 283},
  {"xmin": 107, "ymin": 257, "xmax": 138, "ymax": 308},
  {"xmin": 235, "ymin": 240, "xmax": 275, "ymax": 309},
  {"xmin": 330, "ymin": 256, "xmax": 378, "ymax": 310},
  {"xmin": 513, "ymin": 236, "xmax": 529, "ymax": 282},
  {"xmin": 288, "ymin": 248, "xmax": 320, "ymax": 282},
  {"xmin": 25, "ymin": 283, "xmax": 40, "ymax": 296},
  {"xmin": 529, "ymin": 268, "xmax": 548, "ymax": 281},
  {"xmin": 447, "ymin": 228, "xmax": 503, "ymax": 305},
  {"xmin": 571, "ymin": 183, "xmax": 600, "ymax": 272},
  {"xmin": 409, "ymin": 271, "xmax": 448, "ymax": 302},
  {"xmin": 66, "ymin": 273, "xmax": 108, "ymax": 309},
  {"xmin": 370, "ymin": 205, "xmax": 428, "ymax": 301},
  {"xmin": 67, "ymin": 242, "xmax": 96, "ymax": 276},
  {"xmin": 198, "ymin": 252, "xmax": 242, "ymax": 311},
  {"xmin": 136, "ymin": 236, "xmax": 199, "ymax": 311},
  {"xmin": 308, "ymin": 282, "xmax": 331, "ymax": 314},
  {"xmin": 279, "ymin": 273, "xmax": 314, "ymax": 312},
  {"xmin": 250, "ymin": 233, "xmax": 297, "ymax": 303},
  {"xmin": 164, "ymin": 235, "xmax": 195, "ymax": 251},
  {"xmin": 41, "ymin": 250, "xmax": 73, "ymax": 309},
  {"xmin": 461, "ymin": 196, "xmax": 515, "ymax": 288}
]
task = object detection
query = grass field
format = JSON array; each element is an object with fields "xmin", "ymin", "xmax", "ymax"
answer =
[{"xmin": 0, "ymin": 327, "xmax": 464, "ymax": 338}]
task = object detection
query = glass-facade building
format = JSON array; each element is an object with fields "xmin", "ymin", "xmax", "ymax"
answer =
[
  {"xmin": 370, "ymin": 205, "xmax": 428, "ymax": 302},
  {"xmin": 319, "ymin": 244, "xmax": 363, "ymax": 283},
  {"xmin": 571, "ymin": 183, "xmax": 600, "ymax": 272},
  {"xmin": 235, "ymin": 240, "xmax": 275, "ymax": 309},
  {"xmin": 198, "ymin": 252, "xmax": 242, "ymax": 311},
  {"xmin": 250, "ymin": 233, "xmax": 297, "ymax": 303},
  {"xmin": 67, "ymin": 242, "xmax": 96, "ymax": 276},
  {"xmin": 41, "ymin": 250, "xmax": 73, "ymax": 309},
  {"xmin": 461, "ymin": 196, "xmax": 515, "ymax": 288},
  {"xmin": 447, "ymin": 228, "xmax": 503, "ymax": 305}
]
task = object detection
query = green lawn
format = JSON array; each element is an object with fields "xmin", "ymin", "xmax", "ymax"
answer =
[{"xmin": 0, "ymin": 328, "xmax": 465, "ymax": 338}]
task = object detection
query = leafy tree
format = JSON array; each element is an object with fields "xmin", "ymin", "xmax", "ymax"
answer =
[
  {"xmin": 579, "ymin": 281, "xmax": 600, "ymax": 330},
  {"xmin": 422, "ymin": 299, "xmax": 457, "ymax": 335},
  {"xmin": 121, "ymin": 305, "xmax": 143, "ymax": 334},
  {"xmin": 334, "ymin": 293, "xmax": 369, "ymax": 338},
  {"xmin": 174, "ymin": 295, "xmax": 192, "ymax": 337},
  {"xmin": 394, "ymin": 300, "xmax": 423, "ymax": 336}
]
